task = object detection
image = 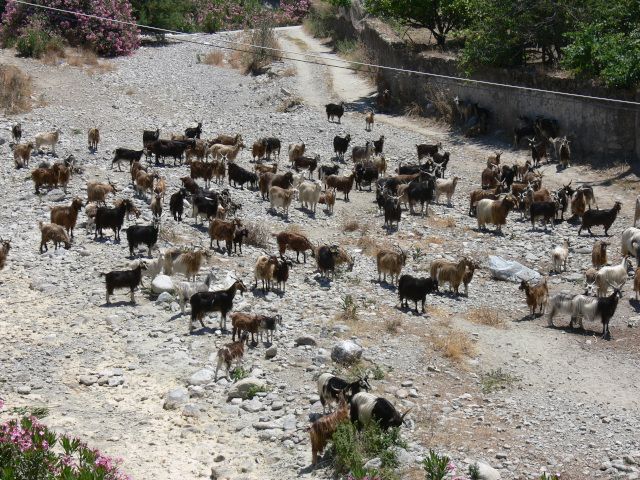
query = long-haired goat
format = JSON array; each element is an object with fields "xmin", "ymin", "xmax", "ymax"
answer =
[
  {"xmin": 350, "ymin": 392, "xmax": 411, "ymax": 430},
  {"xmin": 274, "ymin": 231, "xmax": 315, "ymax": 263},
  {"xmin": 476, "ymin": 195, "xmax": 517, "ymax": 234},
  {"xmin": 14, "ymin": 142, "xmax": 34, "ymax": 168},
  {"xmin": 254, "ymin": 254, "xmax": 278, "ymax": 292},
  {"xmin": 592, "ymin": 240, "xmax": 609, "ymax": 268},
  {"xmin": 634, "ymin": 267, "xmax": 640, "ymax": 300},
  {"xmin": 578, "ymin": 201, "xmax": 621, "ymax": 236},
  {"xmin": 34, "ymin": 128, "xmax": 62, "ymax": 155},
  {"xmin": 552, "ymin": 238, "xmax": 570, "ymax": 273},
  {"xmin": 317, "ymin": 373, "xmax": 371, "ymax": 414},
  {"xmin": 175, "ymin": 272, "xmax": 214, "ymax": 314},
  {"xmin": 215, "ymin": 332, "xmax": 248, "ymax": 381},
  {"xmin": 39, "ymin": 221, "xmax": 71, "ymax": 253},
  {"xmin": 398, "ymin": 274, "xmax": 438, "ymax": 313},
  {"xmin": 376, "ymin": 247, "xmax": 407, "ymax": 285},
  {"xmin": 49, "ymin": 197, "xmax": 83, "ymax": 239},
  {"xmin": 0, "ymin": 238, "xmax": 11, "ymax": 271},
  {"xmin": 519, "ymin": 278, "xmax": 548, "ymax": 317},
  {"xmin": 100, "ymin": 263, "xmax": 144, "ymax": 304},
  {"xmin": 621, "ymin": 227, "xmax": 640, "ymax": 266},
  {"xmin": 163, "ymin": 249, "xmax": 205, "ymax": 281},
  {"xmin": 434, "ymin": 257, "xmax": 473, "ymax": 296},
  {"xmin": 595, "ymin": 256, "xmax": 630, "ymax": 297},
  {"xmin": 189, "ymin": 279, "xmax": 247, "ymax": 332},
  {"xmin": 309, "ymin": 392, "xmax": 350, "ymax": 465}
]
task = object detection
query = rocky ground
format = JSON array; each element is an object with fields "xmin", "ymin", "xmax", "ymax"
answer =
[{"xmin": 2, "ymin": 25, "xmax": 640, "ymax": 480}]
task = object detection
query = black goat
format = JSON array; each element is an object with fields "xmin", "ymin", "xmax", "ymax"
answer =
[
  {"xmin": 189, "ymin": 280, "xmax": 247, "ymax": 332},
  {"xmin": 111, "ymin": 148, "xmax": 144, "ymax": 171},
  {"xmin": 95, "ymin": 200, "xmax": 129, "ymax": 241},
  {"xmin": 318, "ymin": 373, "xmax": 371, "ymax": 414},
  {"xmin": 397, "ymin": 161, "xmax": 433, "ymax": 176},
  {"xmin": 530, "ymin": 201, "xmax": 557, "ymax": 230},
  {"xmin": 398, "ymin": 274, "xmax": 439, "ymax": 313},
  {"xmin": 264, "ymin": 137, "xmax": 281, "ymax": 160},
  {"xmin": 100, "ymin": 263, "xmax": 144, "ymax": 304},
  {"xmin": 127, "ymin": 223, "xmax": 159, "ymax": 257},
  {"xmin": 529, "ymin": 138, "xmax": 547, "ymax": 167},
  {"xmin": 318, "ymin": 164, "xmax": 340, "ymax": 186},
  {"xmin": 326, "ymin": 102, "xmax": 345, "ymax": 123},
  {"xmin": 554, "ymin": 183, "xmax": 574, "ymax": 220},
  {"xmin": 354, "ymin": 162, "xmax": 378, "ymax": 191},
  {"xmin": 534, "ymin": 115, "xmax": 558, "ymax": 140},
  {"xmin": 501, "ymin": 165, "xmax": 518, "ymax": 189},
  {"xmin": 333, "ymin": 134, "xmax": 351, "ymax": 158},
  {"xmin": 170, "ymin": 188, "xmax": 187, "ymax": 221},
  {"xmin": 272, "ymin": 257, "xmax": 293, "ymax": 292},
  {"xmin": 149, "ymin": 139, "xmax": 192, "ymax": 166},
  {"xmin": 184, "ymin": 122, "xmax": 202, "ymax": 139},
  {"xmin": 181, "ymin": 177, "xmax": 201, "ymax": 196},
  {"xmin": 143, "ymin": 128, "xmax": 160, "ymax": 144},
  {"xmin": 350, "ymin": 393, "xmax": 410, "ymax": 431},
  {"xmin": 594, "ymin": 284, "xmax": 623, "ymax": 337},
  {"xmin": 578, "ymin": 202, "xmax": 622, "ymax": 236},
  {"xmin": 228, "ymin": 163, "xmax": 258, "ymax": 189},
  {"xmin": 12, "ymin": 123, "xmax": 21, "ymax": 144},
  {"xmin": 406, "ymin": 178, "xmax": 435, "ymax": 216},
  {"xmin": 192, "ymin": 195, "xmax": 219, "ymax": 226},
  {"xmin": 384, "ymin": 196, "xmax": 401, "ymax": 231},
  {"xmin": 233, "ymin": 227, "xmax": 249, "ymax": 255},
  {"xmin": 317, "ymin": 245, "xmax": 341, "ymax": 280},
  {"xmin": 416, "ymin": 143, "xmax": 441, "ymax": 161},
  {"xmin": 373, "ymin": 135, "xmax": 385, "ymax": 155}
]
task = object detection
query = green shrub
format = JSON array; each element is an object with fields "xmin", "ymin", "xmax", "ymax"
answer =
[{"xmin": 16, "ymin": 23, "xmax": 49, "ymax": 58}]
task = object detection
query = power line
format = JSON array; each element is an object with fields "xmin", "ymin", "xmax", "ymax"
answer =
[{"xmin": 5, "ymin": 0, "xmax": 640, "ymax": 112}]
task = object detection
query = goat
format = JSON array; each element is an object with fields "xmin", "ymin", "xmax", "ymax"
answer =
[
  {"xmin": 252, "ymin": 139, "xmax": 268, "ymax": 161},
  {"xmin": 169, "ymin": 189, "xmax": 187, "ymax": 221},
  {"xmin": 383, "ymin": 195, "xmax": 401, "ymax": 231},
  {"xmin": 477, "ymin": 195, "xmax": 517, "ymax": 233},
  {"xmin": 318, "ymin": 187, "xmax": 336, "ymax": 214},
  {"xmin": 269, "ymin": 187, "xmax": 294, "ymax": 216},
  {"xmin": 100, "ymin": 263, "xmax": 144, "ymax": 304},
  {"xmin": 513, "ymin": 117, "xmax": 536, "ymax": 149},
  {"xmin": 578, "ymin": 201, "xmax": 621, "ymax": 236},
  {"xmin": 263, "ymin": 137, "xmax": 281, "ymax": 160},
  {"xmin": 635, "ymin": 268, "xmax": 640, "ymax": 300},
  {"xmin": 316, "ymin": 245, "xmax": 341, "ymax": 280},
  {"xmin": 634, "ymin": 195, "xmax": 640, "ymax": 228},
  {"xmin": 552, "ymin": 239, "xmax": 570, "ymax": 273},
  {"xmin": 434, "ymin": 176, "xmax": 460, "ymax": 206},
  {"xmin": 39, "ymin": 221, "xmax": 71, "ymax": 253},
  {"xmin": 372, "ymin": 155, "xmax": 387, "ymax": 176},
  {"xmin": 175, "ymin": 273, "xmax": 213, "ymax": 314},
  {"xmin": 326, "ymin": 173, "xmax": 355, "ymax": 201},
  {"xmin": 254, "ymin": 162, "xmax": 278, "ymax": 175},
  {"xmin": 163, "ymin": 249, "xmax": 205, "ymax": 281},
  {"xmin": 208, "ymin": 142, "xmax": 244, "ymax": 163},
  {"xmin": 184, "ymin": 122, "xmax": 202, "ymax": 139},
  {"xmin": 325, "ymin": 102, "xmax": 345, "ymax": 123},
  {"xmin": 462, "ymin": 259, "xmax": 480, "ymax": 296},
  {"xmin": 333, "ymin": 134, "xmax": 351, "ymax": 159},
  {"xmin": 189, "ymin": 279, "xmax": 247, "ymax": 332},
  {"xmin": 288, "ymin": 142, "xmax": 306, "ymax": 165},
  {"xmin": 372, "ymin": 135, "xmax": 385, "ymax": 155},
  {"xmin": 434, "ymin": 258, "xmax": 473, "ymax": 296},
  {"xmin": 519, "ymin": 278, "xmax": 548, "ymax": 317},
  {"xmin": 272, "ymin": 257, "xmax": 293, "ymax": 292},
  {"xmin": 13, "ymin": 142, "xmax": 34, "ymax": 168},
  {"xmin": 376, "ymin": 247, "xmax": 407, "ymax": 285},
  {"xmin": 35, "ymin": 128, "xmax": 62, "ymax": 155},
  {"xmin": 309, "ymin": 392, "xmax": 349, "ymax": 465},
  {"xmin": 528, "ymin": 138, "xmax": 547, "ymax": 167},
  {"xmin": 150, "ymin": 194, "xmax": 162, "ymax": 220},
  {"xmin": 595, "ymin": 256, "xmax": 630, "ymax": 297},
  {"xmin": 453, "ymin": 96, "xmax": 473, "ymax": 122},
  {"xmin": 468, "ymin": 185, "xmax": 505, "ymax": 216},
  {"xmin": 317, "ymin": 373, "xmax": 371, "ymax": 415},
  {"xmin": 406, "ymin": 177, "xmax": 435, "ymax": 216},
  {"xmin": 571, "ymin": 189, "xmax": 587, "ymax": 218},
  {"xmin": 416, "ymin": 143, "xmax": 441, "ymax": 161},
  {"xmin": 209, "ymin": 219, "xmax": 242, "ymax": 254},
  {"xmin": 211, "ymin": 133, "xmax": 243, "ymax": 146},
  {"xmin": 365, "ymin": 109, "xmax": 374, "ymax": 131},
  {"xmin": 233, "ymin": 227, "xmax": 249, "ymax": 255},
  {"xmin": 558, "ymin": 138, "xmax": 571, "ymax": 167},
  {"xmin": 592, "ymin": 240, "xmax": 609, "ymax": 268},
  {"xmin": 215, "ymin": 333, "xmax": 248, "ymax": 381},
  {"xmin": 31, "ymin": 164, "xmax": 60, "ymax": 193},
  {"xmin": 481, "ymin": 165, "xmax": 501, "ymax": 189},
  {"xmin": 352, "ymin": 142, "xmax": 374, "ymax": 164},
  {"xmin": 0, "ymin": 238, "xmax": 10, "ymax": 271},
  {"xmin": 259, "ymin": 171, "xmax": 293, "ymax": 199},
  {"xmin": 487, "ymin": 152, "xmax": 502, "ymax": 168},
  {"xmin": 49, "ymin": 197, "xmax": 83, "ymax": 239},
  {"xmin": 143, "ymin": 128, "xmax": 160, "ymax": 144},
  {"xmin": 231, "ymin": 313, "xmax": 263, "ymax": 343},
  {"xmin": 274, "ymin": 231, "xmax": 315, "ymax": 263},
  {"xmin": 87, "ymin": 179, "xmax": 117, "ymax": 204},
  {"xmin": 318, "ymin": 164, "xmax": 340, "ymax": 187},
  {"xmin": 228, "ymin": 163, "xmax": 258, "ymax": 189},
  {"xmin": 298, "ymin": 180, "xmax": 322, "ymax": 213},
  {"xmin": 398, "ymin": 274, "xmax": 438, "ymax": 313},
  {"xmin": 294, "ymin": 154, "xmax": 319, "ymax": 179},
  {"xmin": 621, "ymin": 227, "xmax": 640, "ymax": 268},
  {"xmin": 585, "ymin": 268, "xmax": 598, "ymax": 296},
  {"xmin": 135, "ymin": 171, "xmax": 157, "ymax": 199},
  {"xmin": 377, "ymin": 89, "xmax": 390, "ymax": 112},
  {"xmin": 350, "ymin": 392, "xmax": 410, "ymax": 431},
  {"xmin": 87, "ymin": 127, "xmax": 100, "ymax": 150},
  {"xmin": 530, "ymin": 201, "xmax": 557, "ymax": 230},
  {"xmin": 94, "ymin": 199, "xmax": 129, "ymax": 241},
  {"xmin": 11, "ymin": 122, "xmax": 21, "ymax": 144},
  {"xmin": 126, "ymin": 223, "xmax": 159, "ymax": 257},
  {"xmin": 354, "ymin": 162, "xmax": 378, "ymax": 191},
  {"xmin": 192, "ymin": 195, "xmax": 219, "ymax": 226}
]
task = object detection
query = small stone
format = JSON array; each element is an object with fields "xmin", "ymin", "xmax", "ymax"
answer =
[
  {"xmin": 295, "ymin": 335, "xmax": 317, "ymax": 346},
  {"xmin": 164, "ymin": 387, "xmax": 190, "ymax": 410},
  {"xmin": 265, "ymin": 346, "xmax": 278, "ymax": 358},
  {"xmin": 189, "ymin": 369, "xmax": 214, "ymax": 386},
  {"xmin": 331, "ymin": 340, "xmax": 362, "ymax": 364},
  {"xmin": 79, "ymin": 375, "xmax": 98, "ymax": 386},
  {"xmin": 395, "ymin": 389, "xmax": 408, "ymax": 399},
  {"xmin": 17, "ymin": 385, "xmax": 31, "ymax": 395},
  {"xmin": 156, "ymin": 291, "xmax": 173, "ymax": 303}
]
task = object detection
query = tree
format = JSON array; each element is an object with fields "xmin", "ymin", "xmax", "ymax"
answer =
[{"xmin": 363, "ymin": 0, "xmax": 470, "ymax": 46}]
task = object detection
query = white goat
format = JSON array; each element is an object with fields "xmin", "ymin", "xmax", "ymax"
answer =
[
  {"xmin": 126, "ymin": 254, "xmax": 164, "ymax": 286},
  {"xmin": 175, "ymin": 272, "xmax": 214, "ymax": 314},
  {"xmin": 434, "ymin": 176, "xmax": 460, "ymax": 206},
  {"xmin": 621, "ymin": 227, "xmax": 640, "ymax": 266},
  {"xmin": 552, "ymin": 238, "xmax": 570, "ymax": 273},
  {"xmin": 595, "ymin": 256, "xmax": 630, "ymax": 297},
  {"xmin": 35, "ymin": 128, "xmax": 62, "ymax": 155}
]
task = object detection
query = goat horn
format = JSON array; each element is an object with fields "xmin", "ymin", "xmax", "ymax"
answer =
[{"xmin": 401, "ymin": 406, "xmax": 414, "ymax": 422}]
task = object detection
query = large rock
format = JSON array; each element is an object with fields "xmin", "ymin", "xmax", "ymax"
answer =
[
  {"xmin": 489, "ymin": 256, "xmax": 541, "ymax": 282},
  {"xmin": 227, "ymin": 378, "xmax": 265, "ymax": 399},
  {"xmin": 151, "ymin": 275, "xmax": 174, "ymax": 294},
  {"xmin": 46, "ymin": 189, "xmax": 65, "ymax": 202},
  {"xmin": 189, "ymin": 368, "xmax": 214, "ymax": 386},
  {"xmin": 476, "ymin": 462, "xmax": 501, "ymax": 480},
  {"xmin": 164, "ymin": 387, "xmax": 190, "ymax": 410},
  {"xmin": 331, "ymin": 340, "xmax": 362, "ymax": 364},
  {"xmin": 295, "ymin": 335, "xmax": 317, "ymax": 346}
]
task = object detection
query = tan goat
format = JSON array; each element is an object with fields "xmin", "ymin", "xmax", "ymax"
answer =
[
  {"xmin": 376, "ymin": 248, "xmax": 407, "ymax": 285},
  {"xmin": 39, "ymin": 221, "xmax": 71, "ymax": 253}
]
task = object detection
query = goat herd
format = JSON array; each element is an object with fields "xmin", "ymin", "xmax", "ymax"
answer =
[{"xmin": 4, "ymin": 96, "xmax": 640, "ymax": 467}]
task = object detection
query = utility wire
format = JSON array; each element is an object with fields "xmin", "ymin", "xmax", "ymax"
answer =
[{"xmin": 4, "ymin": 0, "xmax": 640, "ymax": 112}]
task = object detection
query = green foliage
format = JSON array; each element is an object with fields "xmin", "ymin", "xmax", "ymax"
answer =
[
  {"xmin": 244, "ymin": 384, "xmax": 268, "ymax": 400},
  {"xmin": 231, "ymin": 366, "xmax": 249, "ymax": 381},
  {"xmin": 130, "ymin": 0, "xmax": 196, "ymax": 32},
  {"xmin": 364, "ymin": 0, "xmax": 470, "ymax": 46},
  {"xmin": 303, "ymin": 0, "xmax": 337, "ymax": 38},
  {"xmin": 468, "ymin": 462, "xmax": 481, "ymax": 479},
  {"xmin": 481, "ymin": 367, "xmax": 516, "ymax": 393},
  {"xmin": 332, "ymin": 420, "xmax": 406, "ymax": 480},
  {"xmin": 341, "ymin": 294, "xmax": 358, "ymax": 319},
  {"xmin": 16, "ymin": 23, "xmax": 49, "ymax": 58},
  {"xmin": 325, "ymin": 0, "xmax": 352, "ymax": 7},
  {"xmin": 540, "ymin": 474, "xmax": 561, "ymax": 480},
  {"xmin": 242, "ymin": 17, "xmax": 281, "ymax": 75},
  {"xmin": 422, "ymin": 450, "xmax": 450, "ymax": 480},
  {"xmin": 372, "ymin": 364, "xmax": 386, "ymax": 380}
]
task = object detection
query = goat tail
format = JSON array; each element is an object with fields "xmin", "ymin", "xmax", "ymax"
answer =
[{"xmin": 38, "ymin": 220, "xmax": 44, "ymax": 231}]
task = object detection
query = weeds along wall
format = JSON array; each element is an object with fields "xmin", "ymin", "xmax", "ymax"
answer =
[{"xmin": 332, "ymin": 14, "xmax": 640, "ymax": 161}]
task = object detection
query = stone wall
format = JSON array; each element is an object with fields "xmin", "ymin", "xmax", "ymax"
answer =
[{"xmin": 334, "ymin": 13, "xmax": 640, "ymax": 160}]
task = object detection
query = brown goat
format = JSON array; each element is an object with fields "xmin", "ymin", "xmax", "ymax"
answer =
[
  {"xmin": 634, "ymin": 268, "xmax": 640, "ymax": 300},
  {"xmin": 212, "ymin": 159, "xmax": 226, "ymax": 185},
  {"xmin": 154, "ymin": 177, "xmax": 167, "ymax": 200},
  {"xmin": 476, "ymin": 194, "xmax": 517, "ymax": 233},
  {"xmin": 0, "ymin": 238, "xmax": 11, "ymax": 271},
  {"xmin": 318, "ymin": 187, "xmax": 336, "ymax": 213},
  {"xmin": 190, "ymin": 161, "xmax": 215, "ymax": 187},
  {"xmin": 32, "ymin": 164, "xmax": 61, "ymax": 193},
  {"xmin": 215, "ymin": 332, "xmax": 248, "ymax": 381},
  {"xmin": 14, "ymin": 142, "xmax": 34, "ymax": 168},
  {"xmin": 135, "ymin": 171, "xmax": 158, "ymax": 199},
  {"xmin": 88, "ymin": 127, "xmax": 100, "ymax": 150},
  {"xmin": 39, "ymin": 221, "xmax": 71, "ymax": 253},
  {"xmin": 131, "ymin": 161, "xmax": 146, "ymax": 184},
  {"xmin": 519, "ymin": 278, "xmax": 548, "ymax": 317},
  {"xmin": 56, "ymin": 164, "xmax": 71, "ymax": 193},
  {"xmin": 114, "ymin": 198, "xmax": 140, "ymax": 221},
  {"xmin": 231, "ymin": 312, "xmax": 266, "ymax": 343},
  {"xmin": 274, "ymin": 231, "xmax": 315, "ymax": 263},
  {"xmin": 377, "ymin": 248, "xmax": 407, "ymax": 285},
  {"xmin": 254, "ymin": 162, "xmax": 277, "ymax": 175},
  {"xmin": 571, "ymin": 190, "xmax": 587, "ymax": 217},
  {"xmin": 592, "ymin": 241, "xmax": 609, "ymax": 268},
  {"xmin": 151, "ymin": 194, "xmax": 163, "ymax": 219},
  {"xmin": 462, "ymin": 259, "xmax": 480, "ymax": 295},
  {"xmin": 481, "ymin": 166, "xmax": 500, "ymax": 189},
  {"xmin": 309, "ymin": 392, "xmax": 349, "ymax": 465},
  {"xmin": 434, "ymin": 258, "xmax": 473, "ymax": 296},
  {"xmin": 50, "ymin": 197, "xmax": 83, "ymax": 238},
  {"xmin": 209, "ymin": 219, "xmax": 241, "ymax": 254},
  {"xmin": 211, "ymin": 133, "xmax": 243, "ymax": 146},
  {"xmin": 288, "ymin": 142, "xmax": 306, "ymax": 165},
  {"xmin": 468, "ymin": 185, "xmax": 504, "ymax": 216},
  {"xmin": 326, "ymin": 173, "xmax": 355, "ymax": 200},
  {"xmin": 252, "ymin": 139, "xmax": 267, "ymax": 161},
  {"xmin": 87, "ymin": 179, "xmax": 117, "ymax": 204}
]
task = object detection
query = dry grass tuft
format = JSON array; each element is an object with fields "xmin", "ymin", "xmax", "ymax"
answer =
[
  {"xmin": 429, "ymin": 215, "xmax": 456, "ymax": 228},
  {"xmin": 341, "ymin": 215, "xmax": 359, "ymax": 232},
  {"xmin": 230, "ymin": 20, "xmax": 282, "ymax": 75},
  {"xmin": 203, "ymin": 51, "xmax": 224, "ymax": 66},
  {"xmin": 430, "ymin": 324, "xmax": 477, "ymax": 363},
  {"xmin": 426, "ymin": 235, "xmax": 445, "ymax": 245},
  {"xmin": 426, "ymin": 84, "xmax": 457, "ymax": 123},
  {"xmin": 385, "ymin": 317, "xmax": 402, "ymax": 333},
  {"xmin": 159, "ymin": 225, "xmax": 183, "ymax": 244},
  {"xmin": 285, "ymin": 224, "xmax": 303, "ymax": 235},
  {"xmin": 125, "ymin": 88, "xmax": 135, "ymax": 95},
  {"xmin": 403, "ymin": 101, "xmax": 423, "ymax": 118},
  {"xmin": 0, "ymin": 65, "xmax": 34, "ymax": 114},
  {"xmin": 245, "ymin": 220, "xmax": 270, "ymax": 248},
  {"xmin": 276, "ymin": 96, "xmax": 302, "ymax": 113},
  {"xmin": 357, "ymin": 235, "xmax": 378, "ymax": 257},
  {"xmin": 280, "ymin": 67, "xmax": 296, "ymax": 77},
  {"xmin": 469, "ymin": 307, "xmax": 505, "ymax": 328}
]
